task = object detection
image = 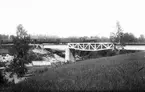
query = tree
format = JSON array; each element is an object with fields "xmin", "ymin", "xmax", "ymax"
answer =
[
  {"xmin": 110, "ymin": 32, "xmax": 116, "ymax": 42},
  {"xmin": 6, "ymin": 24, "xmax": 31, "ymax": 77},
  {"xmin": 122, "ymin": 33, "xmax": 137, "ymax": 43},
  {"xmin": 138, "ymin": 34, "xmax": 145, "ymax": 42},
  {"xmin": 110, "ymin": 21, "xmax": 124, "ymax": 44},
  {"xmin": 115, "ymin": 21, "xmax": 124, "ymax": 43}
]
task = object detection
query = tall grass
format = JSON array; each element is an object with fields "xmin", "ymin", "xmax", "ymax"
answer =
[{"xmin": 10, "ymin": 52, "xmax": 145, "ymax": 91}]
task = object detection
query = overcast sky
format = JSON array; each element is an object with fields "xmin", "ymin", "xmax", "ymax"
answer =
[{"xmin": 0, "ymin": 0, "xmax": 145, "ymax": 38}]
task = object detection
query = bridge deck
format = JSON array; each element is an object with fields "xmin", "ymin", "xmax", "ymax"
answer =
[{"xmin": 1, "ymin": 42, "xmax": 145, "ymax": 51}]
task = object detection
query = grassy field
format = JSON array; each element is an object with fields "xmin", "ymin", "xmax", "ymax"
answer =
[{"xmin": 10, "ymin": 51, "xmax": 145, "ymax": 91}]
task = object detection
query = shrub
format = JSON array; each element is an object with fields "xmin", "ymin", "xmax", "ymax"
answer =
[
  {"xmin": 0, "ymin": 70, "xmax": 5, "ymax": 85},
  {"xmin": 106, "ymin": 50, "xmax": 117, "ymax": 56},
  {"xmin": 27, "ymin": 51, "xmax": 43, "ymax": 61}
]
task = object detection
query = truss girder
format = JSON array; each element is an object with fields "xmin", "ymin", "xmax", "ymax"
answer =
[{"xmin": 68, "ymin": 42, "xmax": 114, "ymax": 51}]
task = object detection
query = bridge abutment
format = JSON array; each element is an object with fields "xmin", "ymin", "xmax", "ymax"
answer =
[{"xmin": 65, "ymin": 48, "xmax": 76, "ymax": 63}]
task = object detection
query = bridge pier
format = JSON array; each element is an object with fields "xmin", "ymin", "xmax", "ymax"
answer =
[{"xmin": 65, "ymin": 48, "xmax": 76, "ymax": 63}]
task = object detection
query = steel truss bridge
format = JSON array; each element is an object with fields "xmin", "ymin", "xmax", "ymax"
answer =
[
  {"xmin": 65, "ymin": 42, "xmax": 145, "ymax": 62},
  {"xmin": 31, "ymin": 42, "xmax": 145, "ymax": 62},
  {"xmin": 67, "ymin": 42, "xmax": 115, "ymax": 51},
  {"xmin": 65, "ymin": 42, "xmax": 118, "ymax": 63}
]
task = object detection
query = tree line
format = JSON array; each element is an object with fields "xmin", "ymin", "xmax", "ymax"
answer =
[
  {"xmin": 0, "ymin": 23, "xmax": 145, "ymax": 44},
  {"xmin": 0, "ymin": 33, "xmax": 145, "ymax": 44}
]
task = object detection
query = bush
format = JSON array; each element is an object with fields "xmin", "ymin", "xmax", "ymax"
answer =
[
  {"xmin": 106, "ymin": 50, "xmax": 117, "ymax": 56},
  {"xmin": 27, "ymin": 51, "xmax": 43, "ymax": 61},
  {"xmin": 0, "ymin": 70, "xmax": 5, "ymax": 85},
  {"xmin": 119, "ymin": 50, "xmax": 138, "ymax": 54},
  {"xmin": 77, "ymin": 50, "xmax": 117, "ymax": 60},
  {"xmin": 0, "ymin": 62, "xmax": 6, "ymax": 67}
]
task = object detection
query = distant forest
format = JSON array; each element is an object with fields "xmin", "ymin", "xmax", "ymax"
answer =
[
  {"xmin": 0, "ymin": 32, "xmax": 145, "ymax": 44},
  {"xmin": 1, "ymin": 22, "xmax": 145, "ymax": 44}
]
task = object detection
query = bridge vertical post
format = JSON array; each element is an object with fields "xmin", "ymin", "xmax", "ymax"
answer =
[
  {"xmin": 111, "ymin": 44, "xmax": 115, "ymax": 51},
  {"xmin": 65, "ymin": 46, "xmax": 76, "ymax": 63}
]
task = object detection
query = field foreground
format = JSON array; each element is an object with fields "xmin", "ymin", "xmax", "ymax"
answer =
[{"xmin": 11, "ymin": 51, "xmax": 145, "ymax": 91}]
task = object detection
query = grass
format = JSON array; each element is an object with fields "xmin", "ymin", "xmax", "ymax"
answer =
[
  {"xmin": 27, "ymin": 66, "xmax": 50, "ymax": 75},
  {"xmin": 9, "ymin": 51, "xmax": 145, "ymax": 91}
]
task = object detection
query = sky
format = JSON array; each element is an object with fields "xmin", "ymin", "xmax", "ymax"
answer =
[{"xmin": 0, "ymin": 0, "xmax": 145, "ymax": 38}]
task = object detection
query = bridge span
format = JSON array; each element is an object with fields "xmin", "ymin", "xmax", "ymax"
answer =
[
  {"xmin": 43, "ymin": 42, "xmax": 145, "ymax": 62},
  {"xmin": 2, "ymin": 43, "xmax": 145, "ymax": 51},
  {"xmin": 40, "ymin": 42, "xmax": 145, "ymax": 62},
  {"xmin": 42, "ymin": 43, "xmax": 145, "ymax": 51},
  {"xmin": 2, "ymin": 42, "xmax": 145, "ymax": 62},
  {"xmin": 67, "ymin": 42, "xmax": 114, "ymax": 51}
]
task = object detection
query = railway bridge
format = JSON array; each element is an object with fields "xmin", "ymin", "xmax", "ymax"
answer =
[
  {"xmin": 34, "ymin": 42, "xmax": 145, "ymax": 62},
  {"xmin": 2, "ymin": 42, "xmax": 145, "ymax": 62},
  {"xmin": 65, "ymin": 42, "xmax": 116, "ymax": 62}
]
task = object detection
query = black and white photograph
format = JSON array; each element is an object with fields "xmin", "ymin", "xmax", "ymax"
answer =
[{"xmin": 0, "ymin": 0, "xmax": 145, "ymax": 91}]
